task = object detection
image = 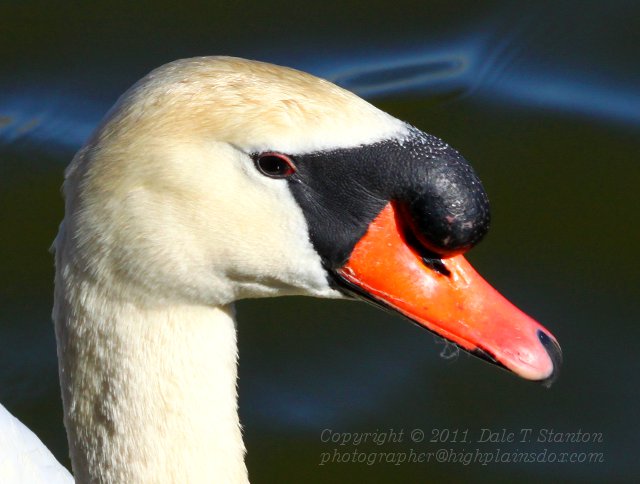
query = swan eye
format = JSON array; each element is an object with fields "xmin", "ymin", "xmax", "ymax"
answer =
[{"xmin": 254, "ymin": 152, "xmax": 296, "ymax": 178}]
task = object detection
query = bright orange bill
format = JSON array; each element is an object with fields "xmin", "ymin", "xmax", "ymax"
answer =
[{"xmin": 337, "ymin": 203, "xmax": 561, "ymax": 383}]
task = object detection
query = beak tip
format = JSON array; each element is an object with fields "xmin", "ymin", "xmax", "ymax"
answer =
[{"xmin": 537, "ymin": 329, "xmax": 563, "ymax": 388}]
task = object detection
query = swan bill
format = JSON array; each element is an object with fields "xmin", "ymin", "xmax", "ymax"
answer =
[{"xmin": 332, "ymin": 203, "xmax": 561, "ymax": 384}]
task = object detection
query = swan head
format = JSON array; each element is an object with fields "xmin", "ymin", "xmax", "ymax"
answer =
[{"xmin": 58, "ymin": 56, "xmax": 560, "ymax": 383}]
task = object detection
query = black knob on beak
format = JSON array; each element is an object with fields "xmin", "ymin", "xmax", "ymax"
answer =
[{"xmin": 398, "ymin": 133, "xmax": 491, "ymax": 256}]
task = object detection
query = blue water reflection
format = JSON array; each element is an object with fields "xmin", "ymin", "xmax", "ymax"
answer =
[
  {"xmin": 326, "ymin": 52, "xmax": 469, "ymax": 98},
  {"xmin": 0, "ymin": 88, "xmax": 101, "ymax": 151},
  {"xmin": 480, "ymin": 73, "xmax": 640, "ymax": 126},
  {"xmin": 2, "ymin": 43, "xmax": 639, "ymax": 154}
]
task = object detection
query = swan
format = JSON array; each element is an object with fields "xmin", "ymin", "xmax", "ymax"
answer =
[{"xmin": 0, "ymin": 56, "xmax": 561, "ymax": 483}]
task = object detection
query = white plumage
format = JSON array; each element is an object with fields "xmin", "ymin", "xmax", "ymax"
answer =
[
  {"xmin": 1, "ymin": 57, "xmax": 406, "ymax": 483},
  {"xmin": 0, "ymin": 403, "xmax": 72, "ymax": 483}
]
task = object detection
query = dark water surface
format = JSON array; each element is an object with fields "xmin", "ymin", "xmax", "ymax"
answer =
[{"xmin": 1, "ymin": 1, "xmax": 638, "ymax": 482}]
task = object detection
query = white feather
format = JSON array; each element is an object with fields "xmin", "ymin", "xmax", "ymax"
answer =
[{"xmin": 0, "ymin": 403, "xmax": 72, "ymax": 483}]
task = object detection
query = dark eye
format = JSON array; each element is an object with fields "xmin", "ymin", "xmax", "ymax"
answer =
[{"xmin": 254, "ymin": 152, "xmax": 296, "ymax": 178}]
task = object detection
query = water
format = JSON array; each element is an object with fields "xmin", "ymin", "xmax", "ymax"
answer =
[{"xmin": 1, "ymin": 1, "xmax": 638, "ymax": 482}]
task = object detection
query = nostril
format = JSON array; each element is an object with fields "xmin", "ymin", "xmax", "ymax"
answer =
[
  {"xmin": 537, "ymin": 329, "xmax": 563, "ymax": 388},
  {"xmin": 421, "ymin": 256, "xmax": 451, "ymax": 277},
  {"xmin": 393, "ymin": 202, "xmax": 452, "ymax": 276}
]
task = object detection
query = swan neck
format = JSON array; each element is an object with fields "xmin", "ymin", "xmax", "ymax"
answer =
[{"xmin": 54, "ymin": 277, "xmax": 248, "ymax": 483}]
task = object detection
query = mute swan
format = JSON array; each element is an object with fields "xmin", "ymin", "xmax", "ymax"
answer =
[{"xmin": 0, "ymin": 56, "xmax": 561, "ymax": 483}]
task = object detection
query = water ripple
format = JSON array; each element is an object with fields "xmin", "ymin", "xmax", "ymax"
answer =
[
  {"xmin": 480, "ymin": 73, "xmax": 640, "ymax": 126},
  {"xmin": 328, "ymin": 54, "xmax": 469, "ymax": 98},
  {"xmin": 0, "ymin": 88, "xmax": 102, "ymax": 153},
  {"xmin": 1, "ymin": 14, "xmax": 638, "ymax": 155}
]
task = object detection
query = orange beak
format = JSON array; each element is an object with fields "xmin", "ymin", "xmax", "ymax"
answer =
[{"xmin": 336, "ymin": 203, "xmax": 561, "ymax": 384}]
